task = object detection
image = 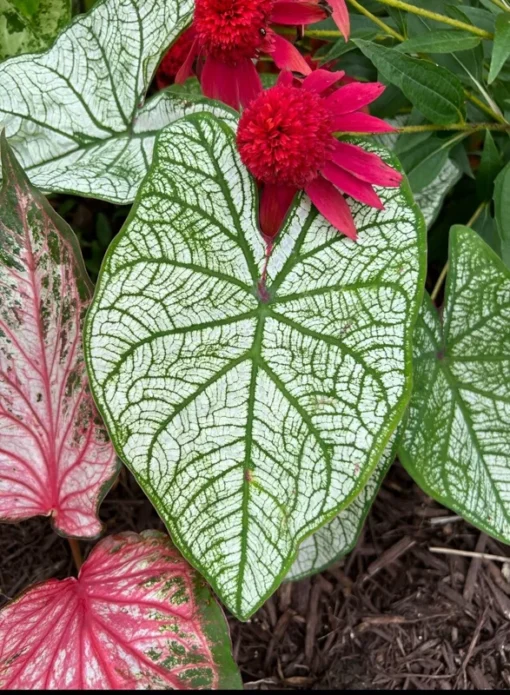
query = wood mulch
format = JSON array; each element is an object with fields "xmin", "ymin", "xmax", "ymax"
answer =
[{"xmin": 1, "ymin": 462, "xmax": 510, "ymax": 690}]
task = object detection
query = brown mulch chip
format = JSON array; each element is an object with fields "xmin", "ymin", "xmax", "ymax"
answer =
[{"xmin": 2, "ymin": 463, "xmax": 510, "ymax": 690}]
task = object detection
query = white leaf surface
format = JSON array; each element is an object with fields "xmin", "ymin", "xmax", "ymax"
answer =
[{"xmin": 85, "ymin": 113, "xmax": 425, "ymax": 619}]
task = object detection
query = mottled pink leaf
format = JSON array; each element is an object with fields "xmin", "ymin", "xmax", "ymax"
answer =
[
  {"xmin": 0, "ymin": 136, "xmax": 118, "ymax": 537},
  {"xmin": 0, "ymin": 531, "xmax": 241, "ymax": 690}
]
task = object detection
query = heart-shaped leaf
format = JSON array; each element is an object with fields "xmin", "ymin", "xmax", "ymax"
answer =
[
  {"xmin": 398, "ymin": 226, "xmax": 510, "ymax": 543},
  {"xmin": 0, "ymin": 0, "xmax": 71, "ymax": 61},
  {"xmin": 85, "ymin": 113, "xmax": 425, "ymax": 620},
  {"xmin": 0, "ymin": 0, "xmax": 236, "ymax": 203},
  {"xmin": 0, "ymin": 136, "xmax": 118, "ymax": 538},
  {"xmin": 0, "ymin": 531, "xmax": 241, "ymax": 689},
  {"xmin": 287, "ymin": 437, "xmax": 396, "ymax": 582}
]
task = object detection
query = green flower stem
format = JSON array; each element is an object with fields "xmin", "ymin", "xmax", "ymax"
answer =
[
  {"xmin": 396, "ymin": 123, "xmax": 510, "ymax": 133},
  {"xmin": 346, "ymin": 0, "xmax": 405, "ymax": 42},
  {"xmin": 431, "ymin": 202, "xmax": 487, "ymax": 303},
  {"xmin": 372, "ymin": 0, "xmax": 493, "ymax": 40},
  {"xmin": 489, "ymin": 0, "xmax": 510, "ymax": 11},
  {"xmin": 465, "ymin": 91, "xmax": 507, "ymax": 125}
]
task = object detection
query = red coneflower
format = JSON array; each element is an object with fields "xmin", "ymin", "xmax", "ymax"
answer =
[
  {"xmin": 236, "ymin": 70, "xmax": 403, "ymax": 241},
  {"xmin": 174, "ymin": 0, "xmax": 350, "ymax": 110},
  {"xmin": 156, "ymin": 29, "xmax": 197, "ymax": 88}
]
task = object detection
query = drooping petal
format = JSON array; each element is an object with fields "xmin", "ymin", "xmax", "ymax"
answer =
[
  {"xmin": 305, "ymin": 175, "xmax": 357, "ymax": 239},
  {"xmin": 322, "ymin": 161, "xmax": 384, "ymax": 209},
  {"xmin": 236, "ymin": 58, "xmax": 263, "ymax": 108},
  {"xmin": 266, "ymin": 31, "xmax": 311, "ymax": 75},
  {"xmin": 303, "ymin": 68, "xmax": 345, "ymax": 93},
  {"xmin": 328, "ymin": 0, "xmax": 350, "ymax": 40},
  {"xmin": 174, "ymin": 38, "xmax": 199, "ymax": 84},
  {"xmin": 331, "ymin": 112, "xmax": 397, "ymax": 133},
  {"xmin": 325, "ymin": 82, "xmax": 386, "ymax": 115},
  {"xmin": 271, "ymin": 0, "xmax": 327, "ymax": 25},
  {"xmin": 277, "ymin": 70, "xmax": 294, "ymax": 87},
  {"xmin": 202, "ymin": 56, "xmax": 261, "ymax": 110},
  {"xmin": 331, "ymin": 141, "xmax": 403, "ymax": 187},
  {"xmin": 260, "ymin": 183, "xmax": 297, "ymax": 240}
]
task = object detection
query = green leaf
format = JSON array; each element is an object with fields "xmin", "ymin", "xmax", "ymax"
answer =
[
  {"xmin": 398, "ymin": 133, "xmax": 466, "ymax": 193},
  {"xmin": 489, "ymin": 14, "xmax": 510, "ymax": 84},
  {"xmin": 0, "ymin": 0, "xmax": 237, "ymax": 203},
  {"xmin": 398, "ymin": 226, "xmax": 510, "ymax": 544},
  {"xmin": 397, "ymin": 30, "xmax": 481, "ymax": 55},
  {"xmin": 477, "ymin": 131, "xmax": 503, "ymax": 202},
  {"xmin": 376, "ymin": 116, "xmax": 462, "ymax": 228},
  {"xmin": 287, "ymin": 438, "xmax": 395, "ymax": 581},
  {"xmin": 0, "ymin": 0, "xmax": 70, "ymax": 60},
  {"xmin": 494, "ymin": 160, "xmax": 510, "ymax": 267},
  {"xmin": 354, "ymin": 40, "xmax": 466, "ymax": 125},
  {"xmin": 85, "ymin": 113, "xmax": 426, "ymax": 620}
]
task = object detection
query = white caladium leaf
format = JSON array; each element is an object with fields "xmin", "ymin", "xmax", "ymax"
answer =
[
  {"xmin": 0, "ymin": 531, "xmax": 241, "ymax": 689},
  {"xmin": 287, "ymin": 437, "xmax": 396, "ymax": 582},
  {"xmin": 85, "ymin": 113, "xmax": 426, "ymax": 620},
  {"xmin": 0, "ymin": 0, "xmax": 71, "ymax": 61},
  {"xmin": 0, "ymin": 0, "xmax": 236, "ymax": 203},
  {"xmin": 0, "ymin": 136, "xmax": 118, "ymax": 538},
  {"xmin": 399, "ymin": 226, "xmax": 510, "ymax": 543}
]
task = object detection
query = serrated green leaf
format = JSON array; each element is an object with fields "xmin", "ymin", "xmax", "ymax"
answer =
[
  {"xmin": 477, "ymin": 130, "xmax": 503, "ymax": 201},
  {"xmin": 398, "ymin": 226, "xmax": 510, "ymax": 544},
  {"xmin": 0, "ymin": 0, "xmax": 70, "ymax": 60},
  {"xmin": 0, "ymin": 0, "xmax": 236, "ymax": 203},
  {"xmin": 354, "ymin": 40, "xmax": 466, "ymax": 125},
  {"xmin": 85, "ymin": 113, "xmax": 426, "ymax": 620},
  {"xmin": 494, "ymin": 160, "xmax": 510, "ymax": 267},
  {"xmin": 397, "ymin": 30, "xmax": 481, "ymax": 55},
  {"xmin": 399, "ymin": 132, "xmax": 466, "ymax": 193},
  {"xmin": 376, "ymin": 116, "xmax": 462, "ymax": 227},
  {"xmin": 489, "ymin": 14, "xmax": 510, "ymax": 84},
  {"xmin": 287, "ymin": 438, "xmax": 395, "ymax": 582}
]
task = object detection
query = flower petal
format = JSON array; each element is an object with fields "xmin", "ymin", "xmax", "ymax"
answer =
[
  {"xmin": 277, "ymin": 70, "xmax": 294, "ymax": 87},
  {"xmin": 303, "ymin": 68, "xmax": 345, "ymax": 94},
  {"xmin": 271, "ymin": 0, "xmax": 327, "ymax": 25},
  {"xmin": 325, "ymin": 82, "xmax": 386, "ymax": 115},
  {"xmin": 331, "ymin": 141, "xmax": 403, "ymax": 187},
  {"xmin": 328, "ymin": 0, "xmax": 350, "ymax": 40},
  {"xmin": 201, "ymin": 57, "xmax": 260, "ymax": 110},
  {"xmin": 174, "ymin": 39, "xmax": 199, "ymax": 84},
  {"xmin": 236, "ymin": 59, "xmax": 263, "ymax": 108},
  {"xmin": 260, "ymin": 183, "xmax": 297, "ymax": 240},
  {"xmin": 322, "ymin": 162, "xmax": 383, "ymax": 209},
  {"xmin": 331, "ymin": 112, "xmax": 397, "ymax": 134},
  {"xmin": 305, "ymin": 176, "xmax": 357, "ymax": 239},
  {"xmin": 266, "ymin": 32, "xmax": 311, "ymax": 75}
]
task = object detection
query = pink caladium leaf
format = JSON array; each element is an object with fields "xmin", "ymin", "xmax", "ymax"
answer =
[
  {"xmin": 0, "ymin": 135, "xmax": 118, "ymax": 538},
  {"xmin": 0, "ymin": 531, "xmax": 242, "ymax": 689}
]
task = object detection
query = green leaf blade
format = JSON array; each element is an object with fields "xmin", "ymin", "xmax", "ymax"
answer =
[
  {"xmin": 85, "ymin": 113, "xmax": 425, "ymax": 620},
  {"xmin": 0, "ymin": 0, "xmax": 71, "ymax": 60},
  {"xmin": 354, "ymin": 39, "xmax": 466, "ymax": 125},
  {"xmin": 398, "ymin": 226, "xmax": 510, "ymax": 544},
  {"xmin": 489, "ymin": 14, "xmax": 510, "ymax": 84}
]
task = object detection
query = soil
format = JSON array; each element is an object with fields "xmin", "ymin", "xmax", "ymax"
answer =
[{"xmin": 2, "ymin": 462, "xmax": 509, "ymax": 690}]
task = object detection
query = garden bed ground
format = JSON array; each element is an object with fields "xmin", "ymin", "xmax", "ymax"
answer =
[{"xmin": 2, "ymin": 462, "xmax": 509, "ymax": 690}]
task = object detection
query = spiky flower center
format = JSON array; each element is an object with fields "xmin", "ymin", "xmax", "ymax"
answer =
[
  {"xmin": 194, "ymin": 0, "xmax": 274, "ymax": 63},
  {"xmin": 237, "ymin": 84, "xmax": 334, "ymax": 187}
]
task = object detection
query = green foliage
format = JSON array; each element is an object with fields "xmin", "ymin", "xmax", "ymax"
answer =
[{"xmin": 0, "ymin": 0, "xmax": 70, "ymax": 60}]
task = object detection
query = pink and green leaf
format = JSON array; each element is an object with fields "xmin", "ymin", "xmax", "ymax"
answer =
[
  {"xmin": 0, "ymin": 531, "xmax": 242, "ymax": 689},
  {"xmin": 0, "ymin": 135, "xmax": 118, "ymax": 538}
]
